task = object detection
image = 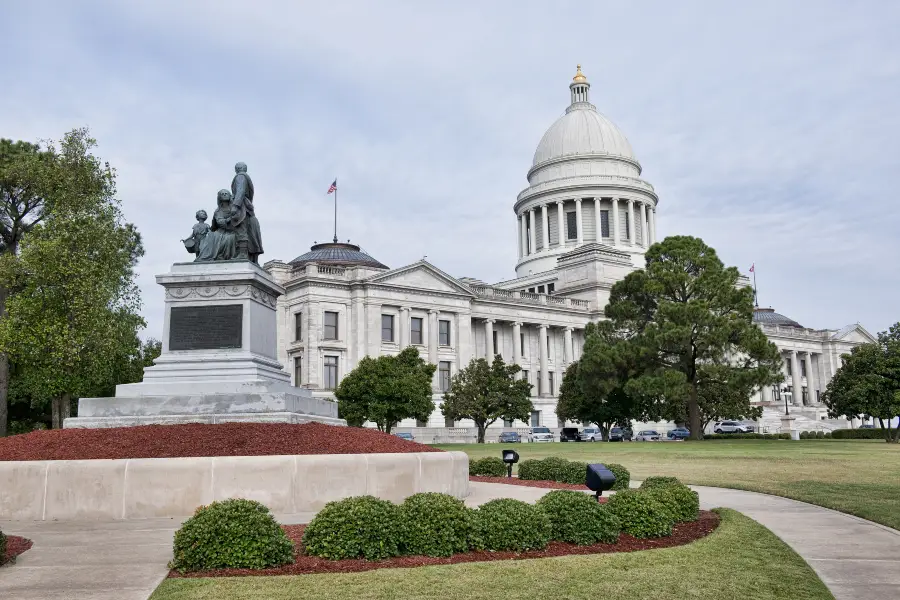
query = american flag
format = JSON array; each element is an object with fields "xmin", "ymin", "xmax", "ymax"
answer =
[
  {"xmin": 327, "ymin": 179, "xmax": 337, "ymax": 194},
  {"xmin": 749, "ymin": 263, "xmax": 755, "ymax": 273}
]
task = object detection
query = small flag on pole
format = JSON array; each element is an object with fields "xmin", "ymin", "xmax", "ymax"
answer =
[
  {"xmin": 327, "ymin": 179, "xmax": 337, "ymax": 194},
  {"xmin": 749, "ymin": 263, "xmax": 755, "ymax": 273}
]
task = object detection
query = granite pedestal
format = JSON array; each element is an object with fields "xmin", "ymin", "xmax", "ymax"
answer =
[{"xmin": 65, "ymin": 261, "xmax": 345, "ymax": 428}]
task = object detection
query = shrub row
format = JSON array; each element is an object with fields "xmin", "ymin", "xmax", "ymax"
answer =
[
  {"xmin": 517, "ymin": 456, "xmax": 630, "ymax": 490},
  {"xmin": 604, "ymin": 477, "xmax": 700, "ymax": 538},
  {"xmin": 831, "ymin": 429, "xmax": 885, "ymax": 439},
  {"xmin": 469, "ymin": 456, "xmax": 508, "ymax": 477},
  {"xmin": 799, "ymin": 431, "xmax": 833, "ymax": 439},
  {"xmin": 703, "ymin": 433, "xmax": 790, "ymax": 440},
  {"xmin": 0, "ymin": 528, "xmax": 6, "ymax": 562}
]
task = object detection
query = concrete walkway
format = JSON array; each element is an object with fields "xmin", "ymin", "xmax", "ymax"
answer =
[{"xmin": 2, "ymin": 483, "xmax": 899, "ymax": 600}]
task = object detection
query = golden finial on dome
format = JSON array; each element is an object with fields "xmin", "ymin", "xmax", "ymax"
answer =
[{"xmin": 573, "ymin": 64, "xmax": 587, "ymax": 82}]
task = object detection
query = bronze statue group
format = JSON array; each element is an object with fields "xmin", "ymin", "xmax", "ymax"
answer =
[{"xmin": 184, "ymin": 162, "xmax": 264, "ymax": 264}]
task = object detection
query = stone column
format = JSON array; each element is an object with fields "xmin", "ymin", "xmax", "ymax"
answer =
[
  {"xmin": 564, "ymin": 327, "xmax": 574, "ymax": 365},
  {"xmin": 556, "ymin": 201, "xmax": 565, "ymax": 245},
  {"xmin": 457, "ymin": 312, "xmax": 472, "ymax": 369},
  {"xmin": 594, "ymin": 198, "xmax": 602, "ymax": 241},
  {"xmin": 512, "ymin": 321, "xmax": 522, "ymax": 369},
  {"xmin": 366, "ymin": 302, "xmax": 381, "ymax": 357},
  {"xmin": 528, "ymin": 209, "xmax": 537, "ymax": 256},
  {"xmin": 399, "ymin": 306, "xmax": 410, "ymax": 350},
  {"xmin": 484, "ymin": 319, "xmax": 495, "ymax": 359},
  {"xmin": 539, "ymin": 324, "xmax": 549, "ymax": 396},
  {"xmin": 806, "ymin": 351, "xmax": 818, "ymax": 405},
  {"xmin": 649, "ymin": 208, "xmax": 657, "ymax": 244},
  {"xmin": 790, "ymin": 350, "xmax": 802, "ymax": 406},
  {"xmin": 627, "ymin": 199, "xmax": 635, "ymax": 244},
  {"xmin": 306, "ymin": 301, "xmax": 319, "ymax": 388},
  {"xmin": 351, "ymin": 296, "xmax": 366, "ymax": 370},
  {"xmin": 429, "ymin": 310, "xmax": 440, "ymax": 390},
  {"xmin": 641, "ymin": 203, "xmax": 649, "ymax": 246},
  {"xmin": 575, "ymin": 198, "xmax": 584, "ymax": 244},
  {"xmin": 541, "ymin": 203, "xmax": 550, "ymax": 251},
  {"xmin": 761, "ymin": 382, "xmax": 773, "ymax": 403},
  {"xmin": 611, "ymin": 197, "xmax": 620, "ymax": 245},
  {"xmin": 517, "ymin": 215, "xmax": 524, "ymax": 258}
]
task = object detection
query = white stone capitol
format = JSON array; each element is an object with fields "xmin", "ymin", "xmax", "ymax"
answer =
[{"xmin": 64, "ymin": 260, "xmax": 345, "ymax": 428}]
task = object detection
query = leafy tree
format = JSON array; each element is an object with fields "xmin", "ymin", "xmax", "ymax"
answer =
[
  {"xmin": 335, "ymin": 346, "xmax": 435, "ymax": 433},
  {"xmin": 606, "ymin": 236, "xmax": 783, "ymax": 440},
  {"xmin": 823, "ymin": 323, "xmax": 900, "ymax": 443},
  {"xmin": 556, "ymin": 322, "xmax": 642, "ymax": 440},
  {"xmin": 441, "ymin": 355, "xmax": 533, "ymax": 443},
  {"xmin": 0, "ymin": 132, "xmax": 144, "ymax": 429}
]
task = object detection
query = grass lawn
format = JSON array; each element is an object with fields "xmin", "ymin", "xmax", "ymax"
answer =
[
  {"xmin": 149, "ymin": 509, "xmax": 832, "ymax": 600},
  {"xmin": 445, "ymin": 439, "xmax": 900, "ymax": 530}
]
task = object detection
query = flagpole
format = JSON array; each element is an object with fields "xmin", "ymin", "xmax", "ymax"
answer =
[
  {"xmin": 753, "ymin": 267, "xmax": 758, "ymax": 307},
  {"xmin": 333, "ymin": 178, "xmax": 338, "ymax": 244}
]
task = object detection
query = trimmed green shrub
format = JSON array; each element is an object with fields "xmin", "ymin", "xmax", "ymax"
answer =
[
  {"xmin": 606, "ymin": 463, "xmax": 630, "ymax": 490},
  {"xmin": 606, "ymin": 490, "xmax": 674, "ymax": 538},
  {"xmin": 516, "ymin": 459, "xmax": 543, "ymax": 481},
  {"xmin": 825, "ymin": 431, "xmax": 833, "ymax": 438},
  {"xmin": 831, "ymin": 428, "xmax": 884, "ymax": 440},
  {"xmin": 816, "ymin": 431, "xmax": 825, "ymax": 439},
  {"xmin": 644, "ymin": 483, "xmax": 700, "ymax": 523},
  {"xmin": 560, "ymin": 460, "xmax": 588, "ymax": 485},
  {"xmin": 303, "ymin": 495, "xmax": 403, "ymax": 560},
  {"xmin": 0, "ymin": 529, "xmax": 6, "ymax": 562},
  {"xmin": 703, "ymin": 433, "xmax": 788, "ymax": 440},
  {"xmin": 469, "ymin": 456, "xmax": 507, "ymax": 477},
  {"xmin": 536, "ymin": 490, "xmax": 620, "ymax": 545},
  {"xmin": 639, "ymin": 476, "xmax": 682, "ymax": 491},
  {"xmin": 474, "ymin": 498, "xmax": 551, "ymax": 551},
  {"xmin": 399, "ymin": 493, "xmax": 476, "ymax": 557},
  {"xmin": 170, "ymin": 499, "xmax": 294, "ymax": 572}
]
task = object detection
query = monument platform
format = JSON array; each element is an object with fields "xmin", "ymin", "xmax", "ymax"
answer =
[{"xmin": 65, "ymin": 261, "xmax": 345, "ymax": 428}]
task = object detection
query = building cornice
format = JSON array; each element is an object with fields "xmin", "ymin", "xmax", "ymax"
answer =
[{"xmin": 515, "ymin": 175, "xmax": 659, "ymax": 213}]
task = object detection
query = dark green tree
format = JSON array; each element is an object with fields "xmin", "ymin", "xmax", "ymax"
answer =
[
  {"xmin": 335, "ymin": 346, "xmax": 436, "ymax": 433},
  {"xmin": 441, "ymin": 355, "xmax": 533, "ymax": 443},
  {"xmin": 823, "ymin": 323, "xmax": 900, "ymax": 443},
  {"xmin": 606, "ymin": 236, "xmax": 783, "ymax": 440}
]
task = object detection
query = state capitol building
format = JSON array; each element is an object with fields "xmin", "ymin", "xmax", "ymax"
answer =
[{"xmin": 264, "ymin": 66, "xmax": 874, "ymax": 440}]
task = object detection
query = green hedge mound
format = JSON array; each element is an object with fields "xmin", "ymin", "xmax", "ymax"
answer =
[
  {"xmin": 606, "ymin": 463, "xmax": 630, "ymax": 491},
  {"xmin": 303, "ymin": 496, "xmax": 403, "ymax": 560},
  {"xmin": 474, "ymin": 498, "xmax": 551, "ymax": 551},
  {"xmin": 645, "ymin": 483, "xmax": 700, "ymax": 523},
  {"xmin": 0, "ymin": 528, "xmax": 6, "ymax": 561},
  {"xmin": 399, "ymin": 493, "xmax": 476, "ymax": 557},
  {"xmin": 606, "ymin": 490, "xmax": 674, "ymax": 538},
  {"xmin": 639, "ymin": 476, "xmax": 683, "ymax": 491},
  {"xmin": 518, "ymin": 456, "xmax": 631, "ymax": 490},
  {"xmin": 703, "ymin": 433, "xmax": 790, "ymax": 440},
  {"xmin": 536, "ymin": 490, "xmax": 620, "ymax": 545},
  {"xmin": 469, "ymin": 456, "xmax": 507, "ymax": 477},
  {"xmin": 170, "ymin": 499, "xmax": 294, "ymax": 572}
]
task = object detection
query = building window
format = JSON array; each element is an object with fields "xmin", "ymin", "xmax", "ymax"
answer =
[
  {"xmin": 785, "ymin": 358, "xmax": 792, "ymax": 376},
  {"xmin": 528, "ymin": 287, "xmax": 535, "ymax": 293},
  {"xmin": 520, "ymin": 332, "xmax": 526, "ymax": 356},
  {"xmin": 547, "ymin": 335, "xmax": 551, "ymax": 358},
  {"xmin": 566, "ymin": 211, "xmax": 577, "ymax": 240},
  {"xmin": 294, "ymin": 313, "xmax": 302, "ymax": 341},
  {"xmin": 522, "ymin": 369, "xmax": 529, "ymax": 385},
  {"xmin": 439, "ymin": 320, "xmax": 451, "ymax": 346},
  {"xmin": 381, "ymin": 314, "xmax": 394, "ymax": 342},
  {"xmin": 323, "ymin": 355, "xmax": 338, "ymax": 389},
  {"xmin": 624, "ymin": 210, "xmax": 630, "ymax": 237},
  {"xmin": 773, "ymin": 386, "xmax": 781, "ymax": 402},
  {"xmin": 411, "ymin": 317, "xmax": 424, "ymax": 345},
  {"xmin": 600, "ymin": 209, "xmax": 610, "ymax": 238},
  {"xmin": 439, "ymin": 361, "xmax": 452, "ymax": 392},
  {"xmin": 816, "ymin": 390, "xmax": 820, "ymax": 403},
  {"xmin": 492, "ymin": 330, "xmax": 498, "ymax": 355},
  {"xmin": 530, "ymin": 411, "xmax": 541, "ymax": 427},
  {"xmin": 445, "ymin": 416, "xmax": 455, "ymax": 428},
  {"xmin": 324, "ymin": 311, "xmax": 338, "ymax": 340},
  {"xmin": 802, "ymin": 386, "xmax": 808, "ymax": 405},
  {"xmin": 548, "ymin": 372, "xmax": 554, "ymax": 396},
  {"xmin": 547, "ymin": 283, "xmax": 555, "ymax": 294},
  {"xmin": 293, "ymin": 356, "xmax": 302, "ymax": 387},
  {"xmin": 504, "ymin": 418, "xmax": 513, "ymax": 427},
  {"xmin": 537, "ymin": 285, "xmax": 545, "ymax": 293},
  {"xmin": 800, "ymin": 360, "xmax": 807, "ymax": 377}
]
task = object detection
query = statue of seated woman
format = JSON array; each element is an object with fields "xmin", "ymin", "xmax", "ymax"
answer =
[{"xmin": 208, "ymin": 189, "xmax": 238, "ymax": 260}]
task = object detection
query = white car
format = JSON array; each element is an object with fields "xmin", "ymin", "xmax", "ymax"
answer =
[
  {"xmin": 579, "ymin": 427, "xmax": 603, "ymax": 442},
  {"xmin": 634, "ymin": 430, "xmax": 661, "ymax": 441},
  {"xmin": 713, "ymin": 421, "xmax": 753, "ymax": 434},
  {"xmin": 529, "ymin": 426, "xmax": 554, "ymax": 443}
]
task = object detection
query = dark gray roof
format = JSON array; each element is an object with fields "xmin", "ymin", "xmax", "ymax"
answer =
[
  {"xmin": 289, "ymin": 242, "xmax": 388, "ymax": 270},
  {"xmin": 753, "ymin": 308, "xmax": 803, "ymax": 328}
]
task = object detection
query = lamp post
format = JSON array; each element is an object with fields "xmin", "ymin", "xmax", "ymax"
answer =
[
  {"xmin": 782, "ymin": 386, "xmax": 790, "ymax": 416},
  {"xmin": 780, "ymin": 385, "xmax": 798, "ymax": 440}
]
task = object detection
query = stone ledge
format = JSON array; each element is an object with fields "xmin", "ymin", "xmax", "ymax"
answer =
[{"xmin": 0, "ymin": 451, "xmax": 469, "ymax": 520}]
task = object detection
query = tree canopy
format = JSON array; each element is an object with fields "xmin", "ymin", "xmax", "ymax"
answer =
[
  {"xmin": 823, "ymin": 323, "xmax": 900, "ymax": 443},
  {"xmin": 335, "ymin": 346, "xmax": 436, "ymax": 433},
  {"xmin": 605, "ymin": 236, "xmax": 782, "ymax": 439},
  {"xmin": 441, "ymin": 355, "xmax": 533, "ymax": 443}
]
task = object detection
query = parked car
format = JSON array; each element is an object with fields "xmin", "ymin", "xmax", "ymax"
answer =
[
  {"xmin": 859, "ymin": 424, "xmax": 875, "ymax": 429},
  {"xmin": 634, "ymin": 430, "xmax": 661, "ymax": 441},
  {"xmin": 580, "ymin": 427, "xmax": 603, "ymax": 442},
  {"xmin": 559, "ymin": 427, "xmax": 581, "ymax": 442},
  {"xmin": 608, "ymin": 427, "xmax": 633, "ymax": 442},
  {"xmin": 394, "ymin": 432, "xmax": 415, "ymax": 441},
  {"xmin": 498, "ymin": 431, "xmax": 521, "ymax": 443},
  {"xmin": 529, "ymin": 426, "xmax": 555, "ymax": 443},
  {"xmin": 713, "ymin": 421, "xmax": 753, "ymax": 434},
  {"xmin": 667, "ymin": 427, "xmax": 691, "ymax": 440}
]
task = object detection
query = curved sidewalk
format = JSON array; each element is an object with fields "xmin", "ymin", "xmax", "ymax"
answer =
[{"xmin": 467, "ymin": 481, "xmax": 900, "ymax": 600}]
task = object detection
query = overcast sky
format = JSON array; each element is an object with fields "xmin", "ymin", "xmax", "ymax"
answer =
[{"xmin": 3, "ymin": 1, "xmax": 898, "ymax": 337}]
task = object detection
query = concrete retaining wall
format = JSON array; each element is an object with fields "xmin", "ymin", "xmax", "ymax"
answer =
[{"xmin": 0, "ymin": 451, "xmax": 468, "ymax": 521}]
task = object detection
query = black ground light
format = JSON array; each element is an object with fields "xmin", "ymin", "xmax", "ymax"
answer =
[
  {"xmin": 586, "ymin": 463, "xmax": 617, "ymax": 502},
  {"xmin": 502, "ymin": 449, "xmax": 519, "ymax": 477}
]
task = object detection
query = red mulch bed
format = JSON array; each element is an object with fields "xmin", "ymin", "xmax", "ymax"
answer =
[
  {"xmin": 170, "ymin": 512, "xmax": 720, "ymax": 578},
  {"xmin": 469, "ymin": 475, "xmax": 592, "ymax": 491},
  {"xmin": 0, "ymin": 422, "xmax": 440, "ymax": 461},
  {"xmin": 1, "ymin": 535, "xmax": 33, "ymax": 565}
]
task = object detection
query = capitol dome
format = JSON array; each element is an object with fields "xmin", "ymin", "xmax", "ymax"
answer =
[
  {"xmin": 753, "ymin": 308, "xmax": 803, "ymax": 328},
  {"xmin": 290, "ymin": 241, "xmax": 388, "ymax": 270},
  {"xmin": 532, "ymin": 105, "xmax": 636, "ymax": 166}
]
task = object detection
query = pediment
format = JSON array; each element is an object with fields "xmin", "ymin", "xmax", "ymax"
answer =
[
  {"xmin": 366, "ymin": 261, "xmax": 474, "ymax": 295},
  {"xmin": 832, "ymin": 324, "xmax": 877, "ymax": 344}
]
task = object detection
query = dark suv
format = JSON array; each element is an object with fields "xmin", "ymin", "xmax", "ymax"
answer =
[
  {"xmin": 608, "ymin": 427, "xmax": 633, "ymax": 442},
  {"xmin": 559, "ymin": 427, "xmax": 581, "ymax": 442}
]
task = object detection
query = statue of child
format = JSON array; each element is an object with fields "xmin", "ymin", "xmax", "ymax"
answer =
[{"xmin": 183, "ymin": 209, "xmax": 212, "ymax": 260}]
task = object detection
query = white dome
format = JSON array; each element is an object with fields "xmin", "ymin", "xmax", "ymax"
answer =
[{"xmin": 532, "ymin": 107, "xmax": 635, "ymax": 167}]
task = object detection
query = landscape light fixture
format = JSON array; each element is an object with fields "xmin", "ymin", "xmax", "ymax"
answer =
[
  {"xmin": 585, "ymin": 463, "xmax": 617, "ymax": 502},
  {"xmin": 501, "ymin": 449, "xmax": 519, "ymax": 478}
]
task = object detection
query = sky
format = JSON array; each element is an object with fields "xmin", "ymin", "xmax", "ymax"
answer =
[{"xmin": 2, "ymin": 0, "xmax": 898, "ymax": 337}]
